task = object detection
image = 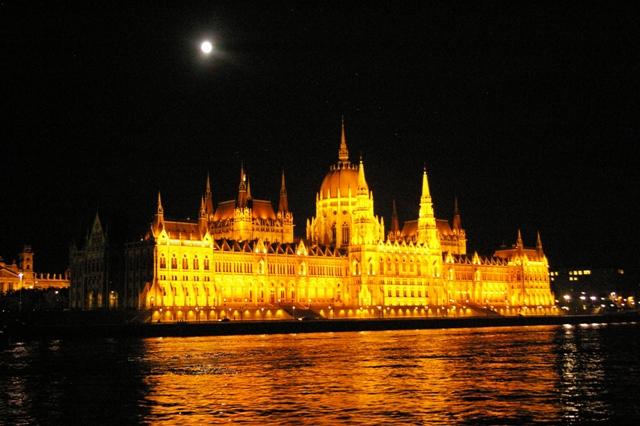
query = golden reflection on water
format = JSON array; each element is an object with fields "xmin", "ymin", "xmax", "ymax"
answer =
[
  {"xmin": 140, "ymin": 327, "xmax": 564, "ymax": 424},
  {"xmin": 3, "ymin": 323, "xmax": 639, "ymax": 424}
]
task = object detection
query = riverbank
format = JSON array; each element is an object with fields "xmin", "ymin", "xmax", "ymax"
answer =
[{"xmin": 2, "ymin": 311, "xmax": 638, "ymax": 341}]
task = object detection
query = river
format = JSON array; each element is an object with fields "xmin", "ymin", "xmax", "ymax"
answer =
[{"xmin": 1, "ymin": 322, "xmax": 639, "ymax": 424}]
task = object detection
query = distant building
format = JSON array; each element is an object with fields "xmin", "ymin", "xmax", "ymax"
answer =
[
  {"xmin": 550, "ymin": 267, "xmax": 637, "ymax": 303},
  {"xmin": 116, "ymin": 121, "xmax": 555, "ymax": 321},
  {"xmin": 0, "ymin": 245, "xmax": 69, "ymax": 293},
  {"xmin": 69, "ymin": 213, "xmax": 122, "ymax": 309}
]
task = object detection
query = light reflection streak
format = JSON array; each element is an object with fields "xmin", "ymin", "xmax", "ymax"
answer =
[
  {"xmin": 2, "ymin": 324, "xmax": 638, "ymax": 424},
  {"xmin": 140, "ymin": 327, "xmax": 563, "ymax": 424}
]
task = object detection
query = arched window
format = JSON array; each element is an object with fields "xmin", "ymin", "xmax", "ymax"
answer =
[
  {"xmin": 171, "ymin": 255, "xmax": 177, "ymax": 269},
  {"xmin": 331, "ymin": 223, "xmax": 337, "ymax": 243},
  {"xmin": 352, "ymin": 260, "xmax": 360, "ymax": 275},
  {"xmin": 193, "ymin": 256, "xmax": 199, "ymax": 270},
  {"xmin": 342, "ymin": 223, "xmax": 350, "ymax": 245},
  {"xmin": 160, "ymin": 255, "xmax": 166, "ymax": 269},
  {"xmin": 182, "ymin": 256, "xmax": 188, "ymax": 270},
  {"xmin": 204, "ymin": 256, "xmax": 210, "ymax": 270}
]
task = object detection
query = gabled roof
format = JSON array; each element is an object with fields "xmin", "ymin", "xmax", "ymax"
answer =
[
  {"xmin": 161, "ymin": 220, "xmax": 201, "ymax": 240},
  {"xmin": 494, "ymin": 247, "xmax": 541, "ymax": 261},
  {"xmin": 212, "ymin": 200, "xmax": 236, "ymax": 221}
]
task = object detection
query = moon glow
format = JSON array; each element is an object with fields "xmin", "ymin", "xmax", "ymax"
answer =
[{"xmin": 200, "ymin": 40, "xmax": 213, "ymax": 54}]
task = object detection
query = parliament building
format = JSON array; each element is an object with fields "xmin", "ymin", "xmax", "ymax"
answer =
[{"xmin": 76, "ymin": 122, "xmax": 556, "ymax": 320}]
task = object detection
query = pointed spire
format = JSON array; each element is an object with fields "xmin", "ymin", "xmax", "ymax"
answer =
[
  {"xmin": 417, "ymin": 165, "xmax": 438, "ymax": 247},
  {"xmin": 91, "ymin": 210, "xmax": 103, "ymax": 237},
  {"xmin": 278, "ymin": 169, "xmax": 289, "ymax": 213},
  {"xmin": 93, "ymin": 210, "xmax": 102, "ymax": 227},
  {"xmin": 157, "ymin": 191, "xmax": 163, "ymax": 214},
  {"xmin": 240, "ymin": 163, "xmax": 246, "ymax": 186},
  {"xmin": 357, "ymin": 155, "xmax": 368, "ymax": 193},
  {"xmin": 338, "ymin": 115, "xmax": 350, "ymax": 164},
  {"xmin": 391, "ymin": 199, "xmax": 400, "ymax": 236},
  {"xmin": 516, "ymin": 229, "xmax": 523, "ymax": 249},
  {"xmin": 203, "ymin": 172, "xmax": 214, "ymax": 215},
  {"xmin": 452, "ymin": 196, "xmax": 462, "ymax": 230},
  {"xmin": 421, "ymin": 165, "xmax": 431, "ymax": 201},
  {"xmin": 154, "ymin": 191, "xmax": 164, "ymax": 229},
  {"xmin": 238, "ymin": 163, "xmax": 248, "ymax": 208},
  {"xmin": 198, "ymin": 196, "xmax": 208, "ymax": 235},
  {"xmin": 536, "ymin": 230, "xmax": 544, "ymax": 255}
]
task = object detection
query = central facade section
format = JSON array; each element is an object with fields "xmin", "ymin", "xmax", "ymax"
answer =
[{"xmin": 307, "ymin": 121, "xmax": 384, "ymax": 247}]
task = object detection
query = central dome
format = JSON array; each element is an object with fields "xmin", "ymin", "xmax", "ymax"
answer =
[
  {"xmin": 319, "ymin": 163, "xmax": 359, "ymax": 198},
  {"xmin": 318, "ymin": 118, "xmax": 363, "ymax": 199}
]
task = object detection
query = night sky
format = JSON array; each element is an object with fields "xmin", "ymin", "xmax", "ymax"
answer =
[{"xmin": 2, "ymin": 2, "xmax": 639, "ymax": 274}]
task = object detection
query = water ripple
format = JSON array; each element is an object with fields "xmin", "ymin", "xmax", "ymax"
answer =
[{"xmin": 1, "ymin": 324, "xmax": 639, "ymax": 423}]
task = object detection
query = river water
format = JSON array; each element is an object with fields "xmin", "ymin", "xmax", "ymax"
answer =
[{"xmin": 1, "ymin": 322, "xmax": 639, "ymax": 424}]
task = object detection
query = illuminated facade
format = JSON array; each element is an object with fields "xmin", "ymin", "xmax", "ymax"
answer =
[
  {"xmin": 122, "ymin": 122, "xmax": 555, "ymax": 320},
  {"xmin": 0, "ymin": 245, "xmax": 69, "ymax": 293}
]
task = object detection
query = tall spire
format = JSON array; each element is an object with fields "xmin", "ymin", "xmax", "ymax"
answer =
[
  {"xmin": 516, "ymin": 229, "xmax": 523, "ymax": 249},
  {"xmin": 390, "ymin": 199, "xmax": 400, "ymax": 237},
  {"xmin": 199, "ymin": 196, "xmax": 206, "ymax": 216},
  {"xmin": 421, "ymin": 165, "xmax": 431, "ymax": 201},
  {"xmin": 278, "ymin": 169, "xmax": 289, "ymax": 213},
  {"xmin": 417, "ymin": 166, "xmax": 438, "ymax": 247},
  {"xmin": 155, "ymin": 191, "xmax": 164, "ymax": 228},
  {"xmin": 157, "ymin": 191, "xmax": 163, "ymax": 215},
  {"xmin": 338, "ymin": 115, "xmax": 350, "ymax": 164},
  {"xmin": 203, "ymin": 172, "xmax": 214, "ymax": 215},
  {"xmin": 536, "ymin": 230, "xmax": 544, "ymax": 255},
  {"xmin": 452, "ymin": 196, "xmax": 462, "ymax": 230},
  {"xmin": 198, "ymin": 196, "xmax": 208, "ymax": 234},
  {"xmin": 238, "ymin": 163, "xmax": 248, "ymax": 208},
  {"xmin": 357, "ymin": 155, "xmax": 368, "ymax": 194},
  {"xmin": 93, "ymin": 210, "xmax": 102, "ymax": 228}
]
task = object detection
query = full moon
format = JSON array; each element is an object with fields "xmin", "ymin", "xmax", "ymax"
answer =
[{"xmin": 200, "ymin": 40, "xmax": 213, "ymax": 54}]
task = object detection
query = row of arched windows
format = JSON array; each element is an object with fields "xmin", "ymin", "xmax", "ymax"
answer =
[
  {"xmin": 159, "ymin": 254, "xmax": 210, "ymax": 271},
  {"xmin": 387, "ymin": 288, "xmax": 424, "ymax": 298}
]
